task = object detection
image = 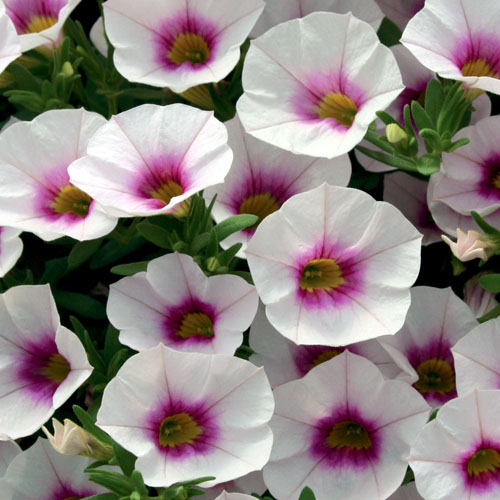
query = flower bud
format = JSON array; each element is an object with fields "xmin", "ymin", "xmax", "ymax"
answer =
[
  {"xmin": 442, "ymin": 228, "xmax": 489, "ymax": 262},
  {"xmin": 386, "ymin": 123, "xmax": 408, "ymax": 146},
  {"xmin": 61, "ymin": 61, "xmax": 74, "ymax": 78},
  {"xmin": 42, "ymin": 418, "xmax": 113, "ymax": 461}
]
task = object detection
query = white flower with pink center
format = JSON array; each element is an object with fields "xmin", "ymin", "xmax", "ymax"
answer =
[
  {"xmin": 237, "ymin": 12, "xmax": 404, "ymax": 159},
  {"xmin": 452, "ymin": 318, "xmax": 500, "ymax": 395},
  {"xmin": 251, "ymin": 0, "xmax": 383, "ymax": 38},
  {"xmin": 69, "ymin": 103, "xmax": 232, "ymax": 218},
  {"xmin": 464, "ymin": 275, "xmax": 499, "ymax": 318},
  {"xmin": 402, "ymin": 0, "xmax": 500, "ymax": 98},
  {"xmin": 0, "ymin": 1, "xmax": 20, "ymax": 74},
  {"xmin": 0, "ymin": 285, "xmax": 93, "ymax": 439},
  {"xmin": 4, "ymin": 0, "xmax": 81, "ymax": 52},
  {"xmin": 0, "ymin": 438, "xmax": 108, "ymax": 498},
  {"xmin": 200, "ymin": 473, "xmax": 266, "ymax": 500},
  {"xmin": 249, "ymin": 303, "xmax": 400, "ymax": 387},
  {"xmin": 107, "ymin": 252, "xmax": 258, "ymax": 354},
  {"xmin": 246, "ymin": 183, "xmax": 422, "ymax": 346},
  {"xmin": 264, "ymin": 351, "xmax": 429, "ymax": 500},
  {"xmin": 0, "ymin": 227, "xmax": 22, "ymax": 278},
  {"xmin": 388, "ymin": 483, "xmax": 424, "ymax": 500},
  {"xmin": 384, "ymin": 172, "xmax": 442, "ymax": 246},
  {"xmin": 0, "ymin": 441, "xmax": 20, "ymax": 477},
  {"xmin": 204, "ymin": 115, "xmax": 351, "ymax": 258},
  {"xmin": 376, "ymin": 0, "xmax": 424, "ymax": 31},
  {"xmin": 102, "ymin": 0, "xmax": 264, "ymax": 93},
  {"xmin": 379, "ymin": 286, "xmax": 477, "ymax": 408},
  {"xmin": 0, "ymin": 108, "xmax": 117, "ymax": 241},
  {"xmin": 410, "ymin": 389, "xmax": 500, "ymax": 500},
  {"xmin": 96, "ymin": 345, "xmax": 274, "ymax": 487}
]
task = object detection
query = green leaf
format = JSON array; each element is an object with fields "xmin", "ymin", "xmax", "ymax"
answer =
[
  {"xmin": 411, "ymin": 101, "xmax": 435, "ymax": 130},
  {"xmin": 213, "ymin": 215, "xmax": 258, "ymax": 242},
  {"xmin": 89, "ymin": 237, "xmax": 145, "ymax": 270},
  {"xmin": 479, "ymin": 274, "xmax": 500, "ymax": 293},
  {"xmin": 69, "ymin": 315, "xmax": 88, "ymax": 343},
  {"xmin": 68, "ymin": 239, "xmax": 103, "ymax": 271},
  {"xmin": 137, "ymin": 221, "xmax": 172, "ymax": 249},
  {"xmin": 478, "ymin": 303, "xmax": 500, "ymax": 324},
  {"xmin": 52, "ymin": 290, "xmax": 106, "ymax": 319},
  {"xmin": 447, "ymin": 137, "xmax": 470, "ymax": 153},
  {"xmin": 424, "ymin": 79, "xmax": 445, "ymax": 124},
  {"xmin": 39, "ymin": 257, "xmax": 68, "ymax": 285},
  {"xmin": 110, "ymin": 261, "xmax": 149, "ymax": 276},
  {"xmin": 471, "ymin": 211, "xmax": 500, "ymax": 236},
  {"xmin": 82, "ymin": 494, "xmax": 119, "ymax": 500},
  {"xmin": 217, "ymin": 243, "xmax": 243, "ymax": 266},
  {"xmin": 86, "ymin": 470, "xmax": 133, "ymax": 496},
  {"xmin": 73, "ymin": 405, "xmax": 113, "ymax": 444},
  {"xmin": 206, "ymin": 229, "xmax": 219, "ymax": 257},
  {"xmin": 7, "ymin": 62, "xmax": 42, "ymax": 92},
  {"xmin": 377, "ymin": 17, "xmax": 402, "ymax": 47},
  {"xmin": 416, "ymin": 154, "xmax": 441, "ymax": 176},
  {"xmin": 363, "ymin": 129, "xmax": 395, "ymax": 155},
  {"xmin": 375, "ymin": 110, "xmax": 398, "ymax": 126},
  {"xmin": 355, "ymin": 146, "xmax": 418, "ymax": 172},
  {"xmin": 112, "ymin": 441, "xmax": 136, "ymax": 476},
  {"xmin": 298, "ymin": 486, "xmax": 316, "ymax": 500}
]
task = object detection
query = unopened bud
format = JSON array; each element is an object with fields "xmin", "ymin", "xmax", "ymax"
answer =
[
  {"xmin": 42, "ymin": 418, "xmax": 113, "ymax": 461},
  {"xmin": 386, "ymin": 123, "xmax": 408, "ymax": 146},
  {"xmin": 442, "ymin": 228, "xmax": 489, "ymax": 262},
  {"xmin": 61, "ymin": 61, "xmax": 74, "ymax": 77}
]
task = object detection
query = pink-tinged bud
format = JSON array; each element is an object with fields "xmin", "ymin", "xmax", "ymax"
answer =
[
  {"xmin": 464, "ymin": 274, "xmax": 499, "ymax": 318},
  {"xmin": 42, "ymin": 418, "xmax": 113, "ymax": 461},
  {"xmin": 442, "ymin": 228, "xmax": 489, "ymax": 262}
]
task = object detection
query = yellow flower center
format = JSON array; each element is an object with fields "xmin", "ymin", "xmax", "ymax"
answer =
[
  {"xmin": 413, "ymin": 358, "xmax": 455, "ymax": 394},
  {"xmin": 41, "ymin": 353, "xmax": 71, "ymax": 383},
  {"xmin": 316, "ymin": 93, "xmax": 358, "ymax": 127},
  {"xmin": 150, "ymin": 179, "xmax": 190, "ymax": 216},
  {"xmin": 300, "ymin": 258, "xmax": 344, "ymax": 292},
  {"xmin": 461, "ymin": 59, "xmax": 498, "ymax": 99},
  {"xmin": 25, "ymin": 15, "xmax": 57, "ymax": 34},
  {"xmin": 51, "ymin": 185, "xmax": 92, "ymax": 217},
  {"xmin": 168, "ymin": 33, "xmax": 210, "ymax": 65},
  {"xmin": 158, "ymin": 412, "xmax": 202, "ymax": 447},
  {"xmin": 492, "ymin": 172, "xmax": 500, "ymax": 191},
  {"xmin": 62, "ymin": 497, "xmax": 81, "ymax": 500},
  {"xmin": 467, "ymin": 449, "xmax": 500, "ymax": 478},
  {"xmin": 310, "ymin": 349, "xmax": 342, "ymax": 370},
  {"xmin": 176, "ymin": 312, "xmax": 214, "ymax": 339},
  {"xmin": 326, "ymin": 420, "xmax": 372, "ymax": 450},
  {"xmin": 239, "ymin": 193, "xmax": 280, "ymax": 228}
]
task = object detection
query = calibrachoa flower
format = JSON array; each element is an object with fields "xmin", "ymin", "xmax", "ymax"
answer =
[
  {"xmin": 249, "ymin": 303, "xmax": 400, "ymax": 387},
  {"xmin": 388, "ymin": 483, "xmax": 424, "ymax": 500},
  {"xmin": 237, "ymin": 12, "xmax": 404, "ymax": 159},
  {"xmin": 442, "ymin": 229, "xmax": 489, "ymax": 262},
  {"xmin": 401, "ymin": 0, "xmax": 500, "ymax": 98},
  {"xmin": 107, "ymin": 252, "xmax": 258, "ymax": 354},
  {"xmin": 0, "ymin": 227, "xmax": 22, "ymax": 278},
  {"xmin": 264, "ymin": 351, "xmax": 429, "ymax": 500},
  {"xmin": 0, "ymin": 108, "xmax": 118, "ymax": 241},
  {"xmin": 378, "ymin": 286, "xmax": 477, "ymax": 408},
  {"xmin": 3, "ymin": 0, "xmax": 81, "ymax": 52},
  {"xmin": 69, "ymin": 103, "xmax": 232, "ymax": 217},
  {"xmin": 102, "ymin": 0, "xmax": 265, "ymax": 93},
  {"xmin": 464, "ymin": 274, "xmax": 499, "ymax": 318},
  {"xmin": 0, "ymin": 1, "xmax": 20, "ymax": 74},
  {"xmin": 376, "ymin": 0, "xmax": 424, "ymax": 31},
  {"xmin": 410, "ymin": 389, "xmax": 500, "ymax": 500},
  {"xmin": 0, "ymin": 438, "xmax": 108, "ymax": 498},
  {"xmin": 89, "ymin": 16, "xmax": 107, "ymax": 56},
  {"xmin": 0, "ymin": 441, "xmax": 20, "ymax": 476},
  {"xmin": 96, "ymin": 344, "xmax": 274, "ymax": 487},
  {"xmin": 204, "ymin": 115, "xmax": 351, "ymax": 258},
  {"xmin": 201, "ymin": 472, "xmax": 266, "ymax": 500},
  {"xmin": 452, "ymin": 318, "xmax": 500, "ymax": 395},
  {"xmin": 251, "ymin": 0, "xmax": 383, "ymax": 38},
  {"xmin": 246, "ymin": 184, "xmax": 422, "ymax": 346},
  {"xmin": 384, "ymin": 172, "xmax": 441, "ymax": 246},
  {"xmin": 0, "ymin": 284, "xmax": 93, "ymax": 439}
]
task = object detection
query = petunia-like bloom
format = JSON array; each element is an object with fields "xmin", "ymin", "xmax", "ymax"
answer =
[
  {"xmin": 4, "ymin": 0, "xmax": 81, "ymax": 52},
  {"xmin": 0, "ymin": 108, "xmax": 118, "ymax": 241},
  {"xmin": 0, "ymin": 441, "xmax": 20, "ymax": 477},
  {"xmin": 464, "ymin": 274, "xmax": 499, "ymax": 318},
  {"xmin": 69, "ymin": 103, "xmax": 232, "ymax": 218},
  {"xmin": 410, "ymin": 389, "xmax": 500, "ymax": 500},
  {"xmin": 214, "ymin": 493, "xmax": 256, "ymax": 500},
  {"xmin": 201, "ymin": 472, "xmax": 266, "ymax": 500},
  {"xmin": 0, "ymin": 438, "xmax": 108, "ymax": 499},
  {"xmin": 245, "ymin": 184, "xmax": 422, "ymax": 346},
  {"xmin": 237, "ymin": 12, "xmax": 404, "ymax": 159},
  {"xmin": 107, "ymin": 252, "xmax": 258, "ymax": 354},
  {"xmin": 388, "ymin": 483, "xmax": 424, "ymax": 500},
  {"xmin": 442, "ymin": 229, "xmax": 489, "ymax": 262},
  {"xmin": 0, "ymin": 284, "xmax": 93, "ymax": 439},
  {"xmin": 376, "ymin": 0, "xmax": 424, "ymax": 31},
  {"xmin": 452, "ymin": 318, "xmax": 500, "ymax": 396},
  {"xmin": 264, "ymin": 351, "xmax": 429, "ymax": 500},
  {"xmin": 249, "ymin": 303, "xmax": 400, "ymax": 387},
  {"xmin": 384, "ymin": 172, "xmax": 442, "ymax": 246},
  {"xmin": 401, "ymin": 0, "xmax": 500, "ymax": 98},
  {"xmin": 0, "ymin": 1, "xmax": 20, "ymax": 74},
  {"xmin": 0, "ymin": 227, "xmax": 22, "ymax": 277},
  {"xmin": 378, "ymin": 286, "xmax": 477, "ymax": 408},
  {"xmin": 89, "ymin": 16, "xmax": 107, "ymax": 57},
  {"xmin": 102, "ymin": 0, "xmax": 264, "ymax": 93},
  {"xmin": 97, "ymin": 344, "xmax": 274, "ymax": 487},
  {"xmin": 251, "ymin": 0, "xmax": 383, "ymax": 38},
  {"xmin": 204, "ymin": 115, "xmax": 351, "ymax": 258}
]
